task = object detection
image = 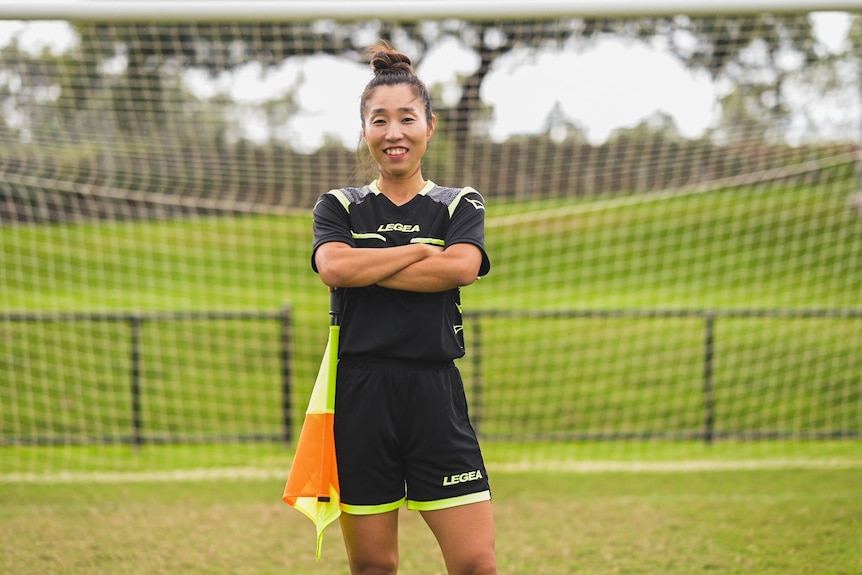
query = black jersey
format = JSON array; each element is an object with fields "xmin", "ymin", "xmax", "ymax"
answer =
[{"xmin": 311, "ymin": 180, "xmax": 491, "ymax": 363}]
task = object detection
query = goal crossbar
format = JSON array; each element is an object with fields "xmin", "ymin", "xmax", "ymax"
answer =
[{"xmin": 2, "ymin": 1, "xmax": 861, "ymax": 22}]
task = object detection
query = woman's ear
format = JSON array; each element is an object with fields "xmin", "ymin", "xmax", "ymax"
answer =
[{"xmin": 427, "ymin": 114, "xmax": 436, "ymax": 141}]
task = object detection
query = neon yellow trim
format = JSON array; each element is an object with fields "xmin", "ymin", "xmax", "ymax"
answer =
[
  {"xmin": 353, "ymin": 232, "xmax": 387, "ymax": 241},
  {"xmin": 326, "ymin": 189, "xmax": 350, "ymax": 212},
  {"xmin": 370, "ymin": 180, "xmax": 435, "ymax": 196},
  {"xmin": 417, "ymin": 180, "xmax": 436, "ymax": 195},
  {"xmin": 410, "ymin": 237, "xmax": 444, "ymax": 246},
  {"xmin": 447, "ymin": 186, "xmax": 480, "ymax": 217},
  {"xmin": 407, "ymin": 490, "xmax": 491, "ymax": 512},
  {"xmin": 341, "ymin": 497, "xmax": 406, "ymax": 516}
]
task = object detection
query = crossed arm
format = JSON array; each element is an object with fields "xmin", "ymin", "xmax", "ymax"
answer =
[{"xmin": 314, "ymin": 241, "xmax": 482, "ymax": 293}]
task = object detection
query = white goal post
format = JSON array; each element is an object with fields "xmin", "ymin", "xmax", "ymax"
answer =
[{"xmin": 0, "ymin": 0, "xmax": 861, "ymax": 20}]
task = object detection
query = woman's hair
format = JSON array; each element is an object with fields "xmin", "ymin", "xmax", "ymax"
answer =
[{"xmin": 359, "ymin": 42, "xmax": 433, "ymax": 125}]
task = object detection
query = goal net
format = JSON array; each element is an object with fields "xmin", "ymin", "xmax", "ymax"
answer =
[{"xmin": 1, "ymin": 2, "xmax": 860, "ymax": 480}]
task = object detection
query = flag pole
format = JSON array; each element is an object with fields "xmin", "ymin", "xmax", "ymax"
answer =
[{"xmin": 316, "ymin": 288, "xmax": 342, "ymax": 504}]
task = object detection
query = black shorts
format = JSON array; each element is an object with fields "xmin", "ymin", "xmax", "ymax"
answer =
[{"xmin": 334, "ymin": 358, "xmax": 491, "ymax": 515}]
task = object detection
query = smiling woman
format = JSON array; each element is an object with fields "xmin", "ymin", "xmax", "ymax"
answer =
[{"xmin": 307, "ymin": 42, "xmax": 498, "ymax": 575}]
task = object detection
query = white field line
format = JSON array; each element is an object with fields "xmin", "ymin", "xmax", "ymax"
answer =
[
  {"xmin": 492, "ymin": 458, "xmax": 862, "ymax": 473},
  {"xmin": 3, "ymin": 458, "xmax": 860, "ymax": 484},
  {"xmin": 0, "ymin": 467, "xmax": 286, "ymax": 484},
  {"xmin": 486, "ymin": 152, "xmax": 858, "ymax": 229},
  {"xmin": 487, "ymin": 187, "xmax": 702, "ymax": 228}
]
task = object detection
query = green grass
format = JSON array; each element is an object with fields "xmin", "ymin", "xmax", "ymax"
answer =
[
  {"xmin": 2, "ymin": 469, "xmax": 860, "ymax": 574},
  {"xmin": 485, "ymin": 181, "xmax": 862, "ymax": 308},
  {"xmin": 2, "ymin": 440, "xmax": 860, "ymax": 479},
  {"xmin": 2, "ymin": 178, "xmax": 860, "ymax": 313}
]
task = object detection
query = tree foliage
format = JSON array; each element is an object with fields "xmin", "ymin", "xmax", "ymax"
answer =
[{"xmin": 0, "ymin": 14, "xmax": 847, "ymax": 150}]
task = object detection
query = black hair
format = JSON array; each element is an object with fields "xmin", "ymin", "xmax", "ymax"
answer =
[{"xmin": 359, "ymin": 42, "xmax": 434, "ymax": 125}]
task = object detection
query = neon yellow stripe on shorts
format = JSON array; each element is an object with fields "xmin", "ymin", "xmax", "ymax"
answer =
[
  {"xmin": 340, "ymin": 497, "xmax": 406, "ymax": 516},
  {"xmin": 407, "ymin": 490, "xmax": 491, "ymax": 512}
]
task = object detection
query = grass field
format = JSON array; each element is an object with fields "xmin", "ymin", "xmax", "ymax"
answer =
[
  {"xmin": 2, "ymin": 468, "xmax": 860, "ymax": 574},
  {"xmin": 2, "ymin": 173, "xmax": 861, "ymax": 572}
]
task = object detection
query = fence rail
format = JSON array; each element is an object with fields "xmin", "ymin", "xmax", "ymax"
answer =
[
  {"xmin": 2, "ymin": 309, "xmax": 293, "ymax": 446},
  {"xmin": 464, "ymin": 308, "xmax": 862, "ymax": 443},
  {"xmin": 3, "ymin": 307, "xmax": 860, "ymax": 447}
]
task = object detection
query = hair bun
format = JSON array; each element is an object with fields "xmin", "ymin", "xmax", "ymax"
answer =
[{"xmin": 367, "ymin": 44, "xmax": 416, "ymax": 76}]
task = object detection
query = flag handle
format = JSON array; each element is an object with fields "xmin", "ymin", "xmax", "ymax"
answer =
[{"xmin": 330, "ymin": 288, "xmax": 343, "ymax": 326}]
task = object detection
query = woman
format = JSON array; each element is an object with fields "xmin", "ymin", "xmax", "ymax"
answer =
[{"xmin": 311, "ymin": 43, "xmax": 497, "ymax": 575}]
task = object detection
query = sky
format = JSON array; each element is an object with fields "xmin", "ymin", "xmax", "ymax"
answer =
[{"xmin": 0, "ymin": 10, "xmax": 855, "ymax": 151}]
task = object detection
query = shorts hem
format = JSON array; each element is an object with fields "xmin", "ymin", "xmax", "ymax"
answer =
[
  {"xmin": 407, "ymin": 490, "xmax": 491, "ymax": 512},
  {"xmin": 341, "ymin": 497, "xmax": 406, "ymax": 516}
]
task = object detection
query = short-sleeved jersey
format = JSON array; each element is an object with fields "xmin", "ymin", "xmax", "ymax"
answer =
[{"xmin": 311, "ymin": 180, "xmax": 491, "ymax": 363}]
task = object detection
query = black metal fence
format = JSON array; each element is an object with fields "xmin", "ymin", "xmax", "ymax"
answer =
[
  {"xmin": 465, "ymin": 308, "xmax": 862, "ymax": 443},
  {"xmin": 1, "ymin": 309, "xmax": 293, "ymax": 446},
  {"xmin": 3, "ymin": 307, "xmax": 860, "ymax": 447}
]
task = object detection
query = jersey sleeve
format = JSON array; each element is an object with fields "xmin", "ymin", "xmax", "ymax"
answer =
[
  {"xmin": 446, "ymin": 187, "xmax": 491, "ymax": 277},
  {"xmin": 310, "ymin": 191, "xmax": 353, "ymax": 273}
]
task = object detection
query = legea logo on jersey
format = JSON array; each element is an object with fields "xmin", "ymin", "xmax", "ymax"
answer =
[
  {"xmin": 377, "ymin": 223, "xmax": 420, "ymax": 233},
  {"xmin": 442, "ymin": 469, "xmax": 484, "ymax": 486}
]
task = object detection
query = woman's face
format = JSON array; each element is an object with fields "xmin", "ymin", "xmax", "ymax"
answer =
[{"xmin": 362, "ymin": 83, "xmax": 435, "ymax": 182}]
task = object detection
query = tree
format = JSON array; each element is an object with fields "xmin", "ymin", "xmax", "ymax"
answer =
[
  {"xmin": 643, "ymin": 14, "xmax": 821, "ymax": 142},
  {"xmin": 66, "ymin": 19, "xmax": 609, "ymax": 143},
  {"xmin": 0, "ymin": 14, "xmax": 842, "ymax": 149}
]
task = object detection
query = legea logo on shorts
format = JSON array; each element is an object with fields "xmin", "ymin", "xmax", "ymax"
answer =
[{"xmin": 442, "ymin": 469, "xmax": 483, "ymax": 486}]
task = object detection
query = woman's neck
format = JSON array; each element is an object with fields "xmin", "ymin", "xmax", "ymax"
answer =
[{"xmin": 376, "ymin": 173, "xmax": 427, "ymax": 205}]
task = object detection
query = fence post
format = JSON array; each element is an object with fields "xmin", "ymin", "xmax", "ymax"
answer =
[
  {"xmin": 280, "ymin": 305, "xmax": 293, "ymax": 445},
  {"xmin": 703, "ymin": 313, "xmax": 715, "ymax": 445},
  {"xmin": 471, "ymin": 315, "xmax": 483, "ymax": 436},
  {"xmin": 129, "ymin": 315, "xmax": 143, "ymax": 448}
]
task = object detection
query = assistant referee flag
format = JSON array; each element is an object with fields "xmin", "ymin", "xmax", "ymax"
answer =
[{"xmin": 283, "ymin": 291, "xmax": 341, "ymax": 559}]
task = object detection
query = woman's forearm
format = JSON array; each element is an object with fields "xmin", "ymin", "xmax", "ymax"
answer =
[{"xmin": 315, "ymin": 242, "xmax": 439, "ymax": 288}]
